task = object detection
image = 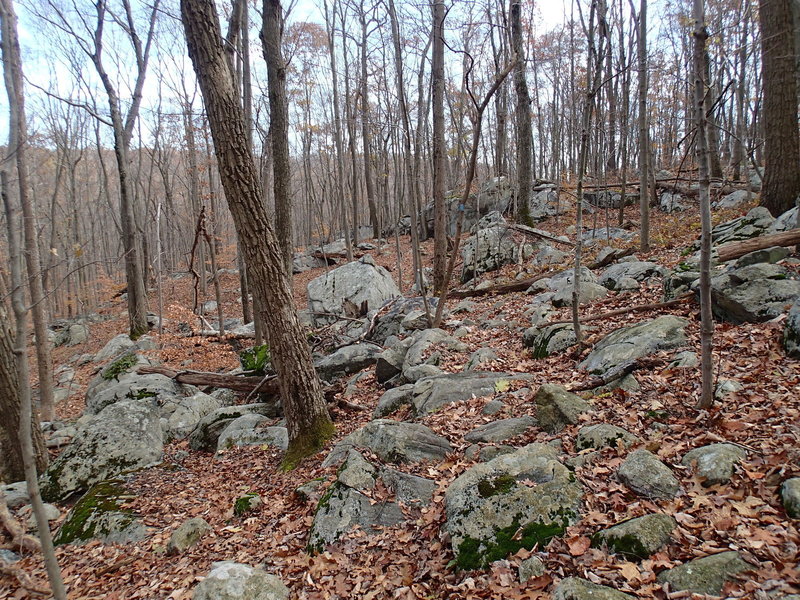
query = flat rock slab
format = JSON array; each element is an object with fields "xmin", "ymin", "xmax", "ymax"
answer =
[
  {"xmin": 579, "ymin": 316, "xmax": 688, "ymax": 377},
  {"xmin": 553, "ymin": 577, "xmax": 636, "ymax": 600},
  {"xmin": 445, "ymin": 443, "xmax": 583, "ymax": 570},
  {"xmin": 618, "ymin": 449, "xmax": 681, "ymax": 500},
  {"xmin": 322, "ymin": 419, "xmax": 452, "ymax": 467},
  {"xmin": 411, "ymin": 372, "xmax": 530, "ymax": 415},
  {"xmin": 523, "ymin": 323, "xmax": 578, "ymax": 359},
  {"xmin": 216, "ymin": 416, "xmax": 288, "ymax": 454},
  {"xmin": 576, "ymin": 424, "xmax": 639, "ymax": 451},
  {"xmin": 592, "ymin": 513, "xmax": 676, "ymax": 559},
  {"xmin": 599, "ymin": 261, "xmax": 665, "ymax": 291},
  {"xmin": 657, "ymin": 551, "xmax": 752, "ymax": 595},
  {"xmin": 711, "ymin": 263, "xmax": 800, "ymax": 323},
  {"xmin": 193, "ymin": 562, "xmax": 289, "ymax": 600},
  {"xmin": 534, "ymin": 384, "xmax": 593, "ymax": 433},
  {"xmin": 681, "ymin": 443, "xmax": 746, "ymax": 485},
  {"xmin": 315, "ymin": 343, "xmax": 382, "ymax": 382},
  {"xmin": 463, "ymin": 416, "xmax": 537, "ymax": 443}
]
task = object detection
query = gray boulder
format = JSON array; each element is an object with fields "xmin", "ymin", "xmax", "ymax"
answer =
[
  {"xmin": 373, "ymin": 385, "xmax": 414, "ymax": 418},
  {"xmin": 425, "ymin": 176, "xmax": 514, "ymax": 236},
  {"xmin": 461, "ymin": 216, "xmax": 520, "ymax": 283},
  {"xmin": 464, "ymin": 348, "xmax": 499, "ymax": 371},
  {"xmin": 322, "ymin": 419, "xmax": 452, "ymax": 467},
  {"xmin": 734, "ymin": 246, "xmax": 790, "ymax": 268},
  {"xmin": 534, "ymin": 384, "xmax": 593, "ymax": 433},
  {"xmin": 53, "ymin": 479, "xmax": 147, "ymax": 545},
  {"xmin": 663, "ymin": 267, "xmax": 702, "ymax": 300},
  {"xmin": 216, "ymin": 415, "xmax": 288, "ymax": 453},
  {"xmin": 57, "ymin": 323, "xmax": 90, "ymax": 347},
  {"xmin": 534, "ymin": 245, "xmax": 569, "ymax": 266},
  {"xmin": 463, "ymin": 416, "xmax": 536, "ymax": 443},
  {"xmin": 576, "ymin": 424, "xmax": 639, "ymax": 451},
  {"xmin": 659, "ymin": 192, "xmax": 687, "ymax": 213},
  {"xmin": 551, "ymin": 282, "xmax": 608, "ymax": 308},
  {"xmin": 580, "ymin": 316, "xmax": 688, "ymax": 377},
  {"xmin": 581, "ymin": 227, "xmax": 636, "ymax": 246},
  {"xmin": 94, "ymin": 333, "xmax": 137, "ymax": 362},
  {"xmin": 711, "ymin": 206, "xmax": 775, "ymax": 245},
  {"xmin": 711, "ymin": 263, "xmax": 800, "ymax": 323},
  {"xmin": 2, "ymin": 481, "xmax": 29, "ymax": 509},
  {"xmin": 411, "ymin": 371, "xmax": 529, "ymax": 415},
  {"xmin": 445, "ymin": 443, "xmax": 582, "ymax": 569},
  {"xmin": 553, "ymin": 578, "xmax": 636, "ymax": 600},
  {"xmin": 163, "ymin": 392, "xmax": 222, "ymax": 441},
  {"xmin": 307, "ymin": 255, "xmax": 401, "ymax": 326},
  {"xmin": 781, "ymin": 477, "xmax": 800, "ymax": 518},
  {"xmin": 366, "ymin": 296, "xmax": 441, "ymax": 345},
  {"xmin": 518, "ymin": 556, "xmax": 545, "ymax": 582},
  {"xmin": 785, "ymin": 300, "xmax": 800, "ymax": 358},
  {"xmin": 380, "ymin": 467, "xmax": 436, "ymax": 507},
  {"xmin": 657, "ymin": 551, "xmax": 752, "ymax": 595},
  {"xmin": 40, "ymin": 398, "xmax": 163, "ymax": 502},
  {"xmin": 599, "ymin": 262, "xmax": 665, "ymax": 291},
  {"xmin": 681, "ymin": 443, "xmax": 746, "ymax": 485},
  {"xmin": 193, "ymin": 562, "xmax": 289, "ymax": 600},
  {"xmin": 167, "ymin": 517, "xmax": 212, "ymax": 554},
  {"xmin": 714, "ymin": 189, "xmax": 752, "ymax": 210},
  {"xmin": 618, "ymin": 449, "xmax": 681, "ymax": 500},
  {"xmin": 592, "ymin": 513, "xmax": 676, "ymax": 559},
  {"xmin": 315, "ymin": 343, "xmax": 382, "ymax": 382},
  {"xmin": 524, "ymin": 323, "xmax": 578, "ymax": 359},
  {"xmin": 766, "ymin": 205, "xmax": 799, "ymax": 233},
  {"xmin": 527, "ymin": 188, "xmax": 561, "ymax": 221},
  {"xmin": 188, "ymin": 403, "xmax": 281, "ymax": 452}
]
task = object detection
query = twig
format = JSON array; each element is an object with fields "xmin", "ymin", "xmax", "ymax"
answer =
[
  {"xmin": 545, "ymin": 292, "xmax": 694, "ymax": 326},
  {"xmin": 95, "ymin": 556, "xmax": 137, "ymax": 577},
  {"xmin": 0, "ymin": 490, "xmax": 40, "ymax": 553},
  {"xmin": 0, "ymin": 562, "xmax": 51, "ymax": 596}
]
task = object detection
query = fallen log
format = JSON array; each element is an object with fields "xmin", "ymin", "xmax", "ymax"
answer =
[
  {"xmin": 716, "ymin": 228, "xmax": 800, "ymax": 262},
  {"xmin": 567, "ymin": 357, "xmax": 666, "ymax": 391},
  {"xmin": 507, "ymin": 224, "xmax": 576, "ymax": 247},
  {"xmin": 587, "ymin": 247, "xmax": 636, "ymax": 270},
  {"xmin": 544, "ymin": 292, "xmax": 694, "ymax": 326},
  {"xmin": 447, "ymin": 271, "xmax": 554, "ymax": 299},
  {"xmin": 138, "ymin": 366, "xmax": 280, "ymax": 395}
]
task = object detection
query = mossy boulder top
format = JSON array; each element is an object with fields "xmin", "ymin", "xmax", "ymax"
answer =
[
  {"xmin": 193, "ymin": 561, "xmax": 289, "ymax": 600},
  {"xmin": 444, "ymin": 443, "xmax": 583, "ymax": 570},
  {"xmin": 657, "ymin": 551, "xmax": 753, "ymax": 595},
  {"xmin": 592, "ymin": 513, "xmax": 676, "ymax": 559}
]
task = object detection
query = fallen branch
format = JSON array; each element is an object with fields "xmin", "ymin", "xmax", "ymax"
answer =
[
  {"xmin": 507, "ymin": 224, "xmax": 576, "ymax": 247},
  {"xmin": 447, "ymin": 271, "xmax": 554, "ymax": 299},
  {"xmin": 191, "ymin": 329, "xmax": 255, "ymax": 339},
  {"xmin": 0, "ymin": 562, "xmax": 50, "ymax": 596},
  {"xmin": 716, "ymin": 228, "xmax": 800, "ymax": 262},
  {"xmin": 588, "ymin": 247, "xmax": 636, "ymax": 270},
  {"xmin": 95, "ymin": 556, "xmax": 137, "ymax": 577},
  {"xmin": 568, "ymin": 357, "xmax": 665, "ymax": 391},
  {"xmin": 137, "ymin": 366, "xmax": 280, "ymax": 395},
  {"xmin": 545, "ymin": 292, "xmax": 694, "ymax": 326},
  {"xmin": 0, "ymin": 489, "xmax": 40, "ymax": 553}
]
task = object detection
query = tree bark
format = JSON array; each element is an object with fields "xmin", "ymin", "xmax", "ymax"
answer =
[
  {"xmin": 181, "ymin": 0, "xmax": 333, "ymax": 469},
  {"xmin": 431, "ymin": 0, "xmax": 447, "ymax": 292},
  {"xmin": 511, "ymin": 0, "xmax": 533, "ymax": 225},
  {"xmin": 637, "ymin": 0, "xmax": 650, "ymax": 252},
  {"xmin": 261, "ymin": 0, "xmax": 294, "ymax": 278},
  {"xmin": 758, "ymin": 0, "xmax": 800, "ymax": 215},
  {"xmin": 716, "ymin": 229, "xmax": 800, "ymax": 262}
]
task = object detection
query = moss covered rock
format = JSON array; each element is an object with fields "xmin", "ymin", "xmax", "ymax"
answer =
[
  {"xmin": 534, "ymin": 384, "xmax": 593, "ymax": 434},
  {"xmin": 681, "ymin": 443, "xmax": 746, "ymax": 486},
  {"xmin": 444, "ymin": 443, "xmax": 583, "ymax": 570},
  {"xmin": 657, "ymin": 551, "xmax": 752, "ymax": 595},
  {"xmin": 576, "ymin": 424, "xmax": 639, "ymax": 451},
  {"xmin": 53, "ymin": 479, "xmax": 146, "ymax": 545},
  {"xmin": 167, "ymin": 517, "xmax": 211, "ymax": 554},
  {"xmin": 523, "ymin": 324, "xmax": 578, "ymax": 359},
  {"xmin": 592, "ymin": 513, "xmax": 676, "ymax": 559}
]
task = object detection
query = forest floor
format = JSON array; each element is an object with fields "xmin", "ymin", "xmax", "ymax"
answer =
[{"xmin": 2, "ymin": 198, "xmax": 799, "ymax": 599}]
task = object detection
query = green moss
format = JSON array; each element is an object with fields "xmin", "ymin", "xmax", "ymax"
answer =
[
  {"xmin": 239, "ymin": 344, "xmax": 271, "ymax": 375},
  {"xmin": 455, "ymin": 518, "xmax": 566, "ymax": 570},
  {"xmin": 645, "ymin": 409, "xmax": 669, "ymax": 421},
  {"xmin": 233, "ymin": 492, "xmax": 261, "ymax": 517},
  {"xmin": 591, "ymin": 532, "xmax": 649, "ymax": 559},
  {"xmin": 53, "ymin": 479, "xmax": 135, "ymax": 545},
  {"xmin": 477, "ymin": 474, "xmax": 517, "ymax": 498},
  {"xmin": 102, "ymin": 352, "xmax": 138, "ymax": 380},
  {"xmin": 127, "ymin": 390, "xmax": 157, "ymax": 400},
  {"xmin": 280, "ymin": 418, "xmax": 336, "ymax": 471},
  {"xmin": 676, "ymin": 261, "xmax": 694, "ymax": 272}
]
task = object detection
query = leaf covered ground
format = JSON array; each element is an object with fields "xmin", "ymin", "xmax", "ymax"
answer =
[{"xmin": 2, "ymin": 200, "xmax": 799, "ymax": 599}]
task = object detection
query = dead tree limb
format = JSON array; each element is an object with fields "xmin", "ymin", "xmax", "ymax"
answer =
[
  {"xmin": 587, "ymin": 247, "xmax": 636, "ymax": 270},
  {"xmin": 137, "ymin": 365, "xmax": 280, "ymax": 395},
  {"xmin": 716, "ymin": 229, "xmax": 800, "ymax": 262},
  {"xmin": 568, "ymin": 357, "xmax": 666, "ymax": 391},
  {"xmin": 507, "ymin": 224, "xmax": 576, "ymax": 247},
  {"xmin": 545, "ymin": 292, "xmax": 694, "ymax": 326},
  {"xmin": 447, "ymin": 271, "xmax": 554, "ymax": 299}
]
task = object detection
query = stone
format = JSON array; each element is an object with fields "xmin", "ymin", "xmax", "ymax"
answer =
[
  {"xmin": 337, "ymin": 450, "xmax": 378, "ymax": 491},
  {"xmin": 40, "ymin": 398, "xmax": 164, "ymax": 502},
  {"xmin": 94, "ymin": 333, "xmax": 136, "ymax": 362},
  {"xmin": 53, "ymin": 479, "xmax": 147, "ymax": 545},
  {"xmin": 580, "ymin": 316, "xmax": 688, "ymax": 377},
  {"xmin": 766, "ymin": 205, "xmax": 799, "ymax": 234},
  {"xmin": 2, "ymin": 481, "xmax": 29, "ymax": 509},
  {"xmin": 711, "ymin": 263, "xmax": 800, "ymax": 323},
  {"xmin": 322, "ymin": 419, "xmax": 452, "ymax": 467},
  {"xmin": 599, "ymin": 262, "xmax": 664, "ymax": 291},
  {"xmin": 659, "ymin": 192, "xmax": 687, "ymax": 213},
  {"xmin": 366, "ymin": 296, "xmax": 441, "ymax": 345},
  {"xmin": 592, "ymin": 513, "xmax": 676, "ymax": 559},
  {"xmin": 424, "ymin": 176, "xmax": 514, "ymax": 237},
  {"xmin": 163, "ymin": 392, "xmax": 222, "ymax": 441},
  {"xmin": 785, "ymin": 300, "xmax": 800, "ymax": 358},
  {"xmin": 188, "ymin": 404, "xmax": 281, "ymax": 452},
  {"xmin": 193, "ymin": 561, "xmax": 289, "ymax": 600},
  {"xmin": 315, "ymin": 343, "xmax": 382, "ymax": 382},
  {"xmin": 553, "ymin": 578, "xmax": 636, "ymax": 600},
  {"xmin": 663, "ymin": 267, "xmax": 702, "ymax": 300},
  {"xmin": 216, "ymin": 415, "xmax": 288, "ymax": 454},
  {"xmin": 734, "ymin": 246, "xmax": 790, "ymax": 268},
  {"xmin": 534, "ymin": 245, "xmax": 569, "ymax": 266},
  {"xmin": 23, "ymin": 503, "xmax": 60, "ymax": 530},
  {"xmin": 375, "ymin": 344, "xmax": 409, "ymax": 384},
  {"xmin": 464, "ymin": 416, "xmax": 536, "ymax": 443},
  {"xmin": 618, "ymin": 449, "xmax": 681, "ymax": 500},
  {"xmin": 479, "ymin": 445, "xmax": 516, "ymax": 462},
  {"xmin": 233, "ymin": 493, "xmax": 262, "ymax": 516},
  {"xmin": 576, "ymin": 424, "xmax": 639, "ymax": 451},
  {"xmin": 524, "ymin": 323, "xmax": 578, "ymax": 359},
  {"xmin": 0, "ymin": 550, "xmax": 19, "ymax": 564},
  {"xmin": 669, "ymin": 351, "xmax": 698, "ymax": 368},
  {"xmin": 445, "ymin": 443, "xmax": 582, "ymax": 570},
  {"xmin": 482, "ymin": 400, "xmax": 505, "ymax": 415},
  {"xmin": 581, "ymin": 227, "xmax": 636, "ymax": 246},
  {"xmin": 380, "ymin": 467, "xmax": 436, "ymax": 507},
  {"xmin": 307, "ymin": 256, "xmax": 401, "ymax": 326},
  {"xmin": 402, "ymin": 329, "xmax": 467, "ymax": 382},
  {"xmin": 547, "ymin": 267, "xmax": 598, "ymax": 292},
  {"xmin": 460, "ymin": 216, "xmax": 520, "ymax": 283},
  {"xmin": 534, "ymin": 384, "xmax": 593, "ymax": 433},
  {"xmin": 551, "ymin": 282, "xmax": 609, "ymax": 308},
  {"xmin": 780, "ymin": 477, "xmax": 800, "ymax": 518},
  {"xmin": 518, "ymin": 556, "xmax": 545, "ymax": 582},
  {"xmin": 681, "ymin": 443, "xmax": 746, "ymax": 485},
  {"xmin": 714, "ymin": 189, "xmax": 752, "ymax": 209},
  {"xmin": 711, "ymin": 206, "xmax": 775, "ymax": 245},
  {"xmin": 411, "ymin": 372, "xmax": 529, "ymax": 415},
  {"xmin": 527, "ymin": 188, "xmax": 561, "ymax": 221},
  {"xmin": 57, "ymin": 323, "xmax": 90, "ymax": 347},
  {"xmin": 373, "ymin": 385, "xmax": 414, "ymax": 418},
  {"xmin": 167, "ymin": 517, "xmax": 212, "ymax": 554},
  {"xmin": 464, "ymin": 348, "xmax": 499, "ymax": 371},
  {"xmin": 657, "ymin": 551, "xmax": 752, "ymax": 595}
]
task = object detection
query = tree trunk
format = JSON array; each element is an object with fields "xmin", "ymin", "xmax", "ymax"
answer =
[
  {"xmin": 511, "ymin": 0, "xmax": 533, "ymax": 225},
  {"xmin": 758, "ymin": 0, "xmax": 800, "ymax": 215},
  {"xmin": 432, "ymin": 0, "xmax": 447, "ymax": 293},
  {"xmin": 359, "ymin": 6, "xmax": 380, "ymax": 240},
  {"xmin": 261, "ymin": 0, "xmax": 294, "ymax": 278},
  {"xmin": 181, "ymin": 0, "xmax": 333, "ymax": 469},
  {"xmin": 637, "ymin": 0, "xmax": 650, "ymax": 252}
]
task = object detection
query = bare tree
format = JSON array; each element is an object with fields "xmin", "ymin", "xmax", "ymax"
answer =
[
  {"xmin": 511, "ymin": 0, "xmax": 532, "ymax": 224},
  {"xmin": 636, "ymin": 0, "xmax": 650, "ymax": 252},
  {"xmin": 181, "ymin": 0, "xmax": 333, "ymax": 469},
  {"xmin": 431, "ymin": 0, "xmax": 447, "ymax": 292}
]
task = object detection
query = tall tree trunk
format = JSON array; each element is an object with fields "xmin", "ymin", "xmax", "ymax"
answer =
[
  {"xmin": 511, "ymin": 0, "xmax": 533, "ymax": 225},
  {"xmin": 0, "ymin": 0, "xmax": 55, "ymax": 420},
  {"xmin": 181, "ymin": 0, "xmax": 333, "ymax": 469},
  {"xmin": 758, "ymin": 0, "xmax": 800, "ymax": 215},
  {"xmin": 261, "ymin": 0, "xmax": 294, "ymax": 278},
  {"xmin": 637, "ymin": 0, "xmax": 650, "ymax": 252},
  {"xmin": 359, "ymin": 5, "xmax": 380, "ymax": 240},
  {"xmin": 432, "ymin": 0, "xmax": 447, "ymax": 292}
]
